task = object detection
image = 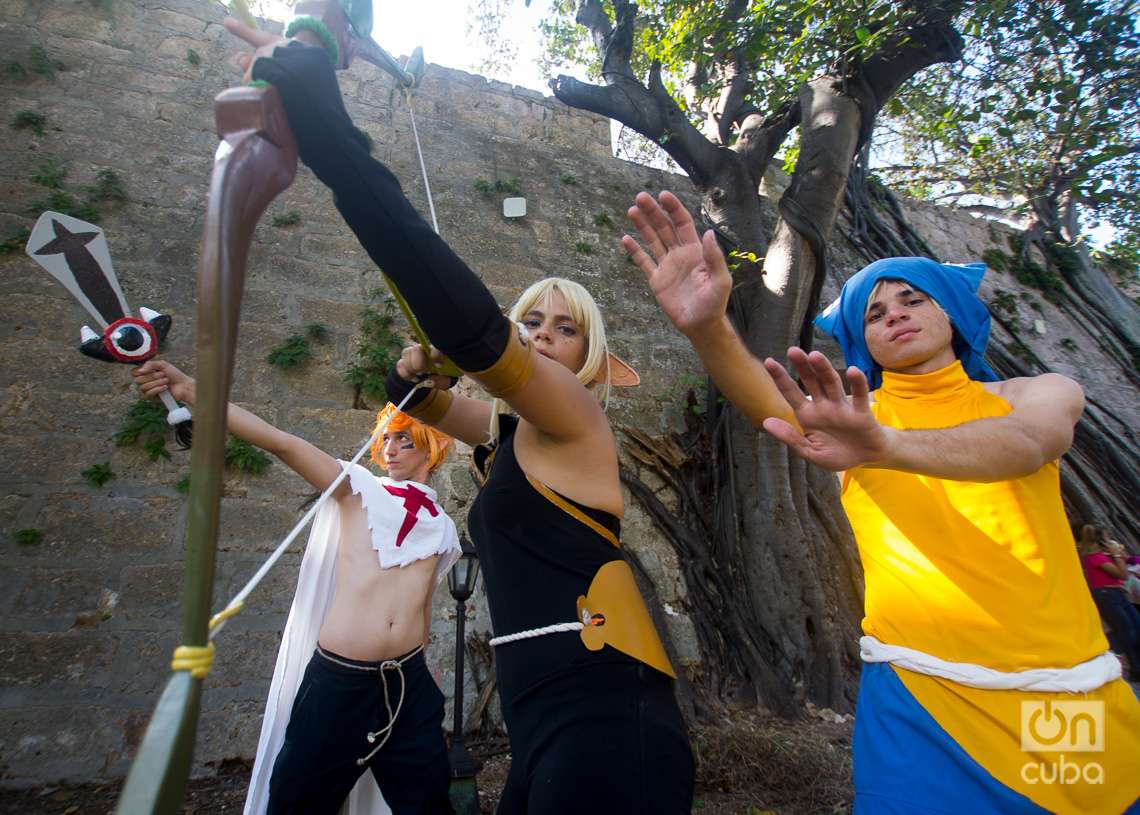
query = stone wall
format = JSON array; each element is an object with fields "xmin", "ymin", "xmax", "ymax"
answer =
[
  {"xmin": 0, "ymin": 0, "xmax": 705, "ymax": 784},
  {"xmin": 2, "ymin": 0, "xmax": 1136, "ymax": 788}
]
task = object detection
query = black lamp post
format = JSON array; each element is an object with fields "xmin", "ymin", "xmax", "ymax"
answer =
[{"xmin": 446, "ymin": 536, "xmax": 482, "ymax": 814}]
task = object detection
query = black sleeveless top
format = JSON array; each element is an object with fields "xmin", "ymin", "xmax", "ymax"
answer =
[{"xmin": 468, "ymin": 416, "xmax": 638, "ymax": 705}]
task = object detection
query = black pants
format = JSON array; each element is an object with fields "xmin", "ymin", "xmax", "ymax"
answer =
[
  {"xmin": 1091, "ymin": 587, "xmax": 1140, "ymax": 679},
  {"xmin": 267, "ymin": 646, "xmax": 453, "ymax": 815},
  {"xmin": 496, "ymin": 661, "xmax": 694, "ymax": 815}
]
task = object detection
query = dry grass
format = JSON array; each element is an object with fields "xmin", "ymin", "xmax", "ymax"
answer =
[{"xmin": 690, "ymin": 709, "xmax": 854, "ymax": 815}]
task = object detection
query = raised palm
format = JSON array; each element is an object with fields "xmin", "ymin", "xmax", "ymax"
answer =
[
  {"xmin": 761, "ymin": 348, "xmax": 891, "ymax": 472},
  {"xmin": 623, "ymin": 191, "xmax": 730, "ymax": 336}
]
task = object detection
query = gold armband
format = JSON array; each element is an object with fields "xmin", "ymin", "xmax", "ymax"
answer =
[
  {"xmin": 406, "ymin": 387, "xmax": 454, "ymax": 425},
  {"xmin": 468, "ymin": 325, "xmax": 536, "ymax": 398}
]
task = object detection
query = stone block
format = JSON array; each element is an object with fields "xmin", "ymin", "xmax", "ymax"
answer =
[
  {"xmin": 0, "ymin": 630, "xmax": 118, "ymax": 687},
  {"xmin": 214, "ymin": 497, "xmax": 305, "ymax": 555},
  {"xmin": 20, "ymin": 493, "xmax": 181, "ymax": 562},
  {"xmin": 0, "ymin": 703, "xmax": 120, "ymax": 783}
]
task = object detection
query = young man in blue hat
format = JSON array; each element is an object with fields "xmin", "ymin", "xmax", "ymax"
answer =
[{"xmin": 623, "ymin": 191, "xmax": 1140, "ymax": 814}]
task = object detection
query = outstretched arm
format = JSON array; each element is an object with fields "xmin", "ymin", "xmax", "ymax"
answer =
[
  {"xmin": 762, "ymin": 351, "xmax": 1085, "ymax": 481},
  {"xmin": 134, "ymin": 360, "xmax": 347, "ymax": 495},
  {"xmin": 623, "ymin": 191, "xmax": 797, "ymax": 430},
  {"xmin": 226, "ymin": 21, "xmax": 607, "ymax": 446}
]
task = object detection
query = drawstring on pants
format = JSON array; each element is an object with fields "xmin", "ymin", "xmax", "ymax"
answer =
[{"xmin": 315, "ymin": 643, "xmax": 424, "ymax": 767}]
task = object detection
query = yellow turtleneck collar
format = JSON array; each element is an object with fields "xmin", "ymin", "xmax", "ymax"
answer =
[{"xmin": 877, "ymin": 359, "xmax": 975, "ymax": 402}]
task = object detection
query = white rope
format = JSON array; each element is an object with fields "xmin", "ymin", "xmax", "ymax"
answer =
[
  {"xmin": 356, "ymin": 644, "xmax": 422, "ymax": 766},
  {"xmin": 208, "ymin": 384, "xmax": 423, "ymax": 640},
  {"xmin": 489, "ymin": 621, "xmax": 584, "ymax": 646},
  {"xmin": 406, "ymin": 92, "xmax": 439, "ymax": 235}
]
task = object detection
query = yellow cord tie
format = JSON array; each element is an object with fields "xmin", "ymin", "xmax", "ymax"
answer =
[
  {"xmin": 171, "ymin": 643, "xmax": 216, "ymax": 679},
  {"xmin": 208, "ymin": 600, "xmax": 245, "ymax": 632}
]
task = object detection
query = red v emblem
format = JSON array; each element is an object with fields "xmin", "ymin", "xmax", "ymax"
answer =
[{"xmin": 383, "ymin": 483, "xmax": 439, "ymax": 547}]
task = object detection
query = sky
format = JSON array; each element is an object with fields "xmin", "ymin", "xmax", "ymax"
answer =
[
  {"xmin": 250, "ymin": 0, "xmax": 564, "ymax": 93},
  {"xmin": 243, "ymin": 0, "xmax": 1116, "ymax": 247}
]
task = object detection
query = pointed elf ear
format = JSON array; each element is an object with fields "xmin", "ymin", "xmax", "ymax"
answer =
[{"xmin": 592, "ymin": 352, "xmax": 640, "ymax": 387}]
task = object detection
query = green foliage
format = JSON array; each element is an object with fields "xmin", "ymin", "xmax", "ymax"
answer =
[
  {"xmin": 4, "ymin": 60, "xmax": 26, "ymax": 78},
  {"xmin": 15, "ymin": 529, "xmax": 43, "ymax": 545},
  {"xmin": 267, "ymin": 334, "xmax": 313, "ymax": 368},
  {"xmin": 1020, "ymin": 292, "xmax": 1043, "ymax": 313},
  {"xmin": 0, "ymin": 227, "xmax": 31, "ymax": 254},
  {"xmin": 574, "ymin": 241, "xmax": 594, "ymax": 255},
  {"xmin": 11, "ymin": 109, "xmax": 46, "ymax": 136},
  {"xmin": 225, "ymin": 435, "xmax": 271, "ymax": 474},
  {"xmin": 345, "ymin": 293, "xmax": 404, "ymax": 404},
  {"xmin": 593, "ymin": 211, "xmax": 616, "ymax": 229},
  {"xmin": 473, "ymin": 177, "xmax": 522, "ymax": 197},
  {"xmin": 981, "ymin": 249, "xmax": 1009, "ymax": 273},
  {"xmin": 143, "ymin": 436, "xmax": 171, "ymax": 462},
  {"xmin": 32, "ymin": 159, "xmax": 67, "ymax": 189},
  {"xmin": 727, "ymin": 249, "xmax": 764, "ymax": 272},
  {"xmin": 86, "ymin": 168, "xmax": 128, "ymax": 203},
  {"xmin": 1093, "ymin": 236, "xmax": 1140, "ymax": 282},
  {"xmin": 305, "ymin": 322, "xmax": 329, "ymax": 341},
  {"xmin": 560, "ymin": 171, "xmax": 578, "ymax": 185},
  {"xmin": 81, "ymin": 462, "xmax": 116, "ymax": 487},
  {"xmin": 272, "ymin": 210, "xmax": 302, "ymax": 227},
  {"xmin": 28, "ymin": 45, "xmax": 65, "ymax": 78},
  {"xmin": 175, "ymin": 474, "xmax": 191, "ymax": 493},
  {"xmin": 988, "ymin": 236, "xmax": 1065, "ymax": 302},
  {"xmin": 25, "ymin": 190, "xmax": 99, "ymax": 223},
  {"xmin": 879, "ymin": 1, "xmax": 1139, "ymax": 251},
  {"xmin": 186, "ymin": 48, "xmax": 202, "ymax": 66},
  {"xmin": 990, "ymin": 288, "xmax": 1018, "ymax": 316},
  {"xmin": 115, "ymin": 399, "xmax": 171, "ymax": 461}
]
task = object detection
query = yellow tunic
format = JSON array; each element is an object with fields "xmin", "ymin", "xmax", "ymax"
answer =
[{"xmin": 843, "ymin": 361, "xmax": 1140, "ymax": 814}]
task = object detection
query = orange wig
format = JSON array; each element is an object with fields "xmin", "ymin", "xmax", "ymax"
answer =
[{"xmin": 370, "ymin": 403, "xmax": 452, "ymax": 473}]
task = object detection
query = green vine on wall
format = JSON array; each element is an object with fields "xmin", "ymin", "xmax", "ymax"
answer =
[
  {"xmin": 346, "ymin": 292, "xmax": 404, "ymax": 408},
  {"xmin": 82, "ymin": 462, "xmax": 116, "ymax": 487},
  {"xmin": 114, "ymin": 399, "xmax": 173, "ymax": 461},
  {"xmin": 225, "ymin": 436, "xmax": 271, "ymax": 474}
]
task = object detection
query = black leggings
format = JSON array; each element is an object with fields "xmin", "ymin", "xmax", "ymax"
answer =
[
  {"xmin": 251, "ymin": 43, "xmax": 509, "ymax": 371},
  {"xmin": 497, "ymin": 661, "xmax": 695, "ymax": 815},
  {"xmin": 267, "ymin": 647, "xmax": 452, "ymax": 815}
]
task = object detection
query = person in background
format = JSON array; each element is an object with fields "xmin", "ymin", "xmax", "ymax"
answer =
[{"xmin": 1080, "ymin": 523, "xmax": 1140, "ymax": 680}]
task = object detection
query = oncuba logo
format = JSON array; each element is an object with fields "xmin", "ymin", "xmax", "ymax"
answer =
[{"xmin": 1020, "ymin": 700, "xmax": 1105, "ymax": 785}]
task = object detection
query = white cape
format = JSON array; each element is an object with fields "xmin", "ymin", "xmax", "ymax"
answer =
[{"xmin": 243, "ymin": 464, "xmax": 461, "ymax": 815}]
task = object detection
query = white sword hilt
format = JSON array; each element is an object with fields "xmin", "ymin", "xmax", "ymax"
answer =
[{"xmin": 158, "ymin": 389, "xmax": 192, "ymax": 425}]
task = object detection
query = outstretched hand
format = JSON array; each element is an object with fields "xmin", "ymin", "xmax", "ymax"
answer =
[
  {"xmin": 760, "ymin": 348, "xmax": 890, "ymax": 472},
  {"xmin": 223, "ymin": 17, "xmax": 287, "ymax": 83},
  {"xmin": 623, "ymin": 191, "xmax": 731, "ymax": 337}
]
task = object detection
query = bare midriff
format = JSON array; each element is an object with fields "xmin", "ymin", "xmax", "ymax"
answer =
[{"xmin": 317, "ymin": 494, "xmax": 439, "ymax": 661}]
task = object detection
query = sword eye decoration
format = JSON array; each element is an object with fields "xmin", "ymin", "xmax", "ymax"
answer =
[{"xmin": 25, "ymin": 210, "xmax": 193, "ymax": 446}]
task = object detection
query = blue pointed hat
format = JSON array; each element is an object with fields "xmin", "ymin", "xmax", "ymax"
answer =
[{"xmin": 813, "ymin": 257, "xmax": 998, "ymax": 389}]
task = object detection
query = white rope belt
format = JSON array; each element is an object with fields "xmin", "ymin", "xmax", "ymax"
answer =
[
  {"xmin": 860, "ymin": 635, "xmax": 1122, "ymax": 693},
  {"xmin": 489, "ymin": 621, "xmax": 584, "ymax": 646},
  {"xmin": 314, "ymin": 643, "xmax": 425, "ymax": 767}
]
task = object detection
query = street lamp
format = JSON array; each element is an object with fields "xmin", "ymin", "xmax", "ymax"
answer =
[{"xmin": 447, "ymin": 536, "xmax": 482, "ymax": 814}]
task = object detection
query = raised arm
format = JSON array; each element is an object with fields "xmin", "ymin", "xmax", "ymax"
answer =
[
  {"xmin": 623, "ymin": 191, "xmax": 797, "ymax": 429},
  {"xmin": 133, "ymin": 360, "xmax": 347, "ymax": 495},
  {"xmin": 760, "ymin": 351, "xmax": 1086, "ymax": 482},
  {"xmin": 226, "ymin": 23, "xmax": 606, "ymax": 445}
]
